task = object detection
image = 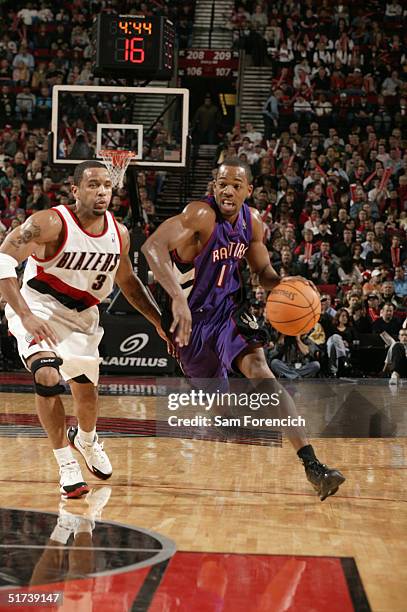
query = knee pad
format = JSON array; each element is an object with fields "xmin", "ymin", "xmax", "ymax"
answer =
[{"xmin": 30, "ymin": 357, "xmax": 65, "ymax": 397}]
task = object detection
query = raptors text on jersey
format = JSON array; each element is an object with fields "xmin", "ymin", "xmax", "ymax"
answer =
[{"xmin": 170, "ymin": 197, "xmax": 252, "ymax": 314}]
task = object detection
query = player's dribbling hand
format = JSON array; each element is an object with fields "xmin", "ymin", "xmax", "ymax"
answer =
[
  {"xmin": 170, "ymin": 295, "xmax": 192, "ymax": 347},
  {"xmin": 21, "ymin": 313, "xmax": 58, "ymax": 347}
]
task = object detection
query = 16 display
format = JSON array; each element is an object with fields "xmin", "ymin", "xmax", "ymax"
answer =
[{"xmin": 92, "ymin": 15, "xmax": 175, "ymax": 79}]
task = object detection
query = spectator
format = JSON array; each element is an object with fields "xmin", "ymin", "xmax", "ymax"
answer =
[
  {"xmin": 361, "ymin": 230, "xmax": 376, "ymax": 260},
  {"xmin": 380, "ymin": 280, "xmax": 405, "ymax": 310},
  {"xmin": 1, "ymin": 129, "xmax": 17, "ymax": 158},
  {"xmin": 31, "ymin": 61, "xmax": 48, "ymax": 90},
  {"xmin": 294, "ymin": 228, "xmax": 318, "ymax": 269},
  {"xmin": 321, "ymin": 294, "xmax": 337, "ymax": 318},
  {"xmin": 15, "ymin": 87, "xmax": 36, "ymax": 122},
  {"xmin": 35, "ymin": 86, "xmax": 52, "ymax": 128},
  {"xmin": 12, "ymin": 61, "xmax": 30, "ymax": 86},
  {"xmin": 362, "ymin": 268, "xmax": 383, "ymax": 295},
  {"xmin": 385, "ymin": 1, "xmax": 403, "ymax": 20},
  {"xmin": 12, "ymin": 44, "xmax": 35, "ymax": 73},
  {"xmin": 333, "ymin": 229, "xmax": 354, "ymax": 259},
  {"xmin": 366, "ymin": 293, "xmax": 382, "ymax": 323},
  {"xmin": 394, "ymin": 266, "xmax": 407, "ymax": 297},
  {"xmin": 365, "ymin": 239, "xmax": 390, "ymax": 269},
  {"xmin": 275, "ymin": 245, "xmax": 301, "ymax": 276},
  {"xmin": 372, "ymin": 303, "xmax": 402, "ymax": 339},
  {"xmin": 26, "ymin": 182, "xmax": 50, "ymax": 212},
  {"xmin": 250, "ymin": 5, "xmax": 268, "ymax": 29},
  {"xmin": 337, "ymin": 256, "xmax": 364, "ymax": 286},
  {"xmin": 237, "ymin": 137, "xmax": 258, "ymax": 165},
  {"xmin": 374, "ymin": 95, "xmax": 392, "ymax": 134},
  {"xmin": 268, "ymin": 334, "xmax": 321, "ymax": 379},
  {"xmin": 12, "ymin": 151, "xmax": 27, "ymax": 176},
  {"xmin": 388, "ymin": 327, "xmax": 407, "ymax": 383},
  {"xmin": 310, "ymin": 241, "xmax": 340, "ymax": 284},
  {"xmin": 351, "ymin": 302, "xmax": 372, "ymax": 333},
  {"xmin": 326, "ymin": 308, "xmax": 357, "ymax": 376},
  {"xmin": 242, "ymin": 122, "xmax": 263, "ymax": 146},
  {"xmin": 293, "ymin": 96, "xmax": 315, "ymax": 126},
  {"xmin": 192, "ymin": 94, "xmax": 221, "ymax": 145},
  {"xmin": 69, "ymin": 129, "xmax": 93, "ymax": 159},
  {"xmin": 345, "ymin": 291, "xmax": 363, "ymax": 314},
  {"xmin": 262, "ymin": 89, "xmax": 283, "ymax": 140},
  {"xmin": 254, "ymin": 286, "xmax": 266, "ymax": 302}
]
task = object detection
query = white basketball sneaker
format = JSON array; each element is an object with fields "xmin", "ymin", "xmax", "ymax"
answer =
[
  {"xmin": 67, "ymin": 426, "xmax": 113, "ymax": 480},
  {"xmin": 389, "ymin": 371, "xmax": 401, "ymax": 385},
  {"xmin": 59, "ymin": 460, "xmax": 90, "ymax": 498},
  {"xmin": 85, "ymin": 486, "xmax": 112, "ymax": 521}
]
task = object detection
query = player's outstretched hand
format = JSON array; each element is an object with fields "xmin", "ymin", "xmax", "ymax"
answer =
[
  {"xmin": 21, "ymin": 313, "xmax": 58, "ymax": 347},
  {"xmin": 170, "ymin": 294, "xmax": 192, "ymax": 347},
  {"xmin": 155, "ymin": 325, "xmax": 178, "ymax": 359},
  {"xmin": 284, "ymin": 276, "xmax": 320, "ymax": 296}
]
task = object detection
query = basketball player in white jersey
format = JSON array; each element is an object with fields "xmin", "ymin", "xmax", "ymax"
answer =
[{"xmin": 0, "ymin": 161, "xmax": 167, "ymax": 498}]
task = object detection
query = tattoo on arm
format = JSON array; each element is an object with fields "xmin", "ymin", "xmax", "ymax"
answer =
[{"xmin": 9, "ymin": 221, "xmax": 41, "ymax": 250}]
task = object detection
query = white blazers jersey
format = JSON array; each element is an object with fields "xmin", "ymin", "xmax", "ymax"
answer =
[
  {"xmin": 5, "ymin": 205, "xmax": 122, "ymax": 384},
  {"xmin": 23, "ymin": 205, "xmax": 122, "ymax": 312}
]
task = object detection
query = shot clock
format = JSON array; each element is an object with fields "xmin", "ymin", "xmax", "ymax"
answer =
[{"xmin": 92, "ymin": 15, "xmax": 175, "ymax": 79}]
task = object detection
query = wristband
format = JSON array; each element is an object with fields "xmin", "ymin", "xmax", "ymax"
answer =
[{"xmin": 0, "ymin": 253, "xmax": 18, "ymax": 280}]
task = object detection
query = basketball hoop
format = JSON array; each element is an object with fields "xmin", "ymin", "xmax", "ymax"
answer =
[{"xmin": 99, "ymin": 149, "xmax": 135, "ymax": 188}]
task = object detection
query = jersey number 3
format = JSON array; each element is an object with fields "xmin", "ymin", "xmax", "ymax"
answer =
[{"xmin": 92, "ymin": 274, "xmax": 107, "ymax": 290}]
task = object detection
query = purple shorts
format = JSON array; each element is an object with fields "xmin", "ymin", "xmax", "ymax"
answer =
[{"xmin": 178, "ymin": 303, "xmax": 260, "ymax": 379}]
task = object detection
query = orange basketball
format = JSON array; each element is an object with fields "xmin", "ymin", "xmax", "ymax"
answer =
[{"xmin": 266, "ymin": 278, "xmax": 321, "ymax": 336}]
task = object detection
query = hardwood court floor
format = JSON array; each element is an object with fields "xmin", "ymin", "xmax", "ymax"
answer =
[{"xmin": 0, "ymin": 385, "xmax": 406, "ymax": 611}]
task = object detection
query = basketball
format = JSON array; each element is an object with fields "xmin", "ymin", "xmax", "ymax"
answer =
[{"xmin": 266, "ymin": 278, "xmax": 321, "ymax": 336}]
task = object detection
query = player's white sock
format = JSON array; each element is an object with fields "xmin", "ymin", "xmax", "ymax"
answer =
[
  {"xmin": 53, "ymin": 445, "xmax": 75, "ymax": 467},
  {"xmin": 50, "ymin": 522, "xmax": 73, "ymax": 544},
  {"xmin": 78, "ymin": 426, "xmax": 96, "ymax": 445},
  {"xmin": 74, "ymin": 518, "xmax": 94, "ymax": 536}
]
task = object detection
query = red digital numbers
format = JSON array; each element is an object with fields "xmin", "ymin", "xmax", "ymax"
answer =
[{"xmin": 124, "ymin": 38, "xmax": 145, "ymax": 63}]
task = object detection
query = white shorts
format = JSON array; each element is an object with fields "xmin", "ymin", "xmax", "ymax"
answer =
[{"xmin": 5, "ymin": 288, "xmax": 103, "ymax": 385}]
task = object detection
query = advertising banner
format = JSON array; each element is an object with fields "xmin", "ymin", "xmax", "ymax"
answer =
[{"xmin": 100, "ymin": 313, "xmax": 176, "ymax": 374}]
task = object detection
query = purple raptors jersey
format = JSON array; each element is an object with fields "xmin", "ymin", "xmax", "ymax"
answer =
[{"xmin": 170, "ymin": 197, "xmax": 253, "ymax": 316}]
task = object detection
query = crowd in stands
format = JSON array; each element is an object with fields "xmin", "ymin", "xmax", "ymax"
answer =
[
  {"xmin": 0, "ymin": 0, "xmax": 196, "ymax": 368},
  {"xmin": 0, "ymin": 0, "xmax": 406, "ymax": 379},
  {"xmin": 0, "ymin": 0, "xmax": 195, "ymax": 239},
  {"xmin": 213, "ymin": 1, "xmax": 407, "ymax": 379}
]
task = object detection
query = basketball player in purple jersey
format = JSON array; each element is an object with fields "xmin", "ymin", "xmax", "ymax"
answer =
[{"xmin": 143, "ymin": 158, "xmax": 345, "ymax": 500}]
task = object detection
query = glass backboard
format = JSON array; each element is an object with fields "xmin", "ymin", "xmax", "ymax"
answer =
[{"xmin": 51, "ymin": 85, "xmax": 189, "ymax": 168}]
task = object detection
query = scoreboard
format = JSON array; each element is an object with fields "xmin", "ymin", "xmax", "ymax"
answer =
[
  {"xmin": 178, "ymin": 49, "xmax": 239, "ymax": 78},
  {"xmin": 92, "ymin": 14, "xmax": 175, "ymax": 79}
]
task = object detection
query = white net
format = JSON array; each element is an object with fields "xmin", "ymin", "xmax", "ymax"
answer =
[{"xmin": 99, "ymin": 149, "xmax": 135, "ymax": 188}]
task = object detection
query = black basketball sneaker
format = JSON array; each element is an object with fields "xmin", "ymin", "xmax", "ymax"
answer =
[{"xmin": 304, "ymin": 460, "xmax": 346, "ymax": 501}]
